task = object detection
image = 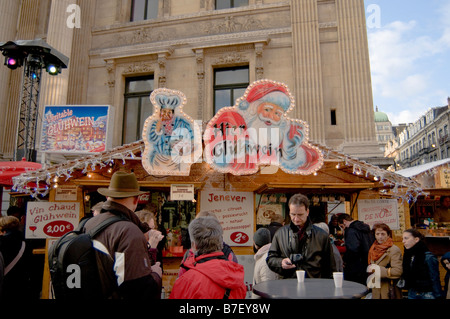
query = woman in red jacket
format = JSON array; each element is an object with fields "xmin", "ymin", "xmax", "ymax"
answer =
[{"xmin": 170, "ymin": 216, "xmax": 246, "ymax": 299}]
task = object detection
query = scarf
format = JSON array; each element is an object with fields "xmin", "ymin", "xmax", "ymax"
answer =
[{"xmin": 368, "ymin": 237, "xmax": 393, "ymax": 264}]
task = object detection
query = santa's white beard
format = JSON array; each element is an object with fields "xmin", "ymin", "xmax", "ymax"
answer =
[{"xmin": 246, "ymin": 115, "xmax": 283, "ymax": 148}]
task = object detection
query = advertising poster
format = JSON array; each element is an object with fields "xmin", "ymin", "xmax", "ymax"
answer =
[
  {"xmin": 357, "ymin": 199, "xmax": 399, "ymax": 230},
  {"xmin": 257, "ymin": 204, "xmax": 283, "ymax": 225},
  {"xmin": 25, "ymin": 202, "xmax": 80, "ymax": 239},
  {"xmin": 200, "ymin": 190, "xmax": 254, "ymax": 247},
  {"xmin": 40, "ymin": 105, "xmax": 113, "ymax": 153}
]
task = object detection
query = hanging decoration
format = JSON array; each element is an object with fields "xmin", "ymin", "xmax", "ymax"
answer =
[
  {"xmin": 142, "ymin": 88, "xmax": 202, "ymax": 176},
  {"xmin": 203, "ymin": 79, "xmax": 324, "ymax": 175},
  {"xmin": 10, "ymin": 137, "xmax": 424, "ymax": 203}
]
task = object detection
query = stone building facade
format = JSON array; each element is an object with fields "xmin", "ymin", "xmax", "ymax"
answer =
[
  {"xmin": 0, "ymin": 0, "xmax": 382, "ymax": 163},
  {"xmin": 392, "ymin": 99, "xmax": 450, "ymax": 169},
  {"xmin": 374, "ymin": 107, "xmax": 394, "ymax": 154}
]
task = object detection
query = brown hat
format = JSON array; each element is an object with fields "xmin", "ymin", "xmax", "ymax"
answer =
[{"xmin": 98, "ymin": 171, "xmax": 146, "ymax": 198}]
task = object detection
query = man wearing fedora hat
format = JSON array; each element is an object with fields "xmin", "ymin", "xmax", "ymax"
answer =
[{"xmin": 84, "ymin": 171, "xmax": 162, "ymax": 299}]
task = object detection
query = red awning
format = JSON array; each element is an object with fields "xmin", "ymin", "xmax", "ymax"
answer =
[{"xmin": 0, "ymin": 158, "xmax": 42, "ymax": 186}]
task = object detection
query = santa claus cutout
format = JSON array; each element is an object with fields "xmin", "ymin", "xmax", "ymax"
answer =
[{"xmin": 204, "ymin": 79, "xmax": 323, "ymax": 175}]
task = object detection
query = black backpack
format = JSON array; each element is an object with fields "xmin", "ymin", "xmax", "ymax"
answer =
[{"xmin": 48, "ymin": 215, "xmax": 126, "ymax": 299}]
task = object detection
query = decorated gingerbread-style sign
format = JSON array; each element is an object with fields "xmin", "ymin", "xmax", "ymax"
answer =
[
  {"xmin": 142, "ymin": 88, "xmax": 202, "ymax": 176},
  {"xmin": 203, "ymin": 79, "xmax": 324, "ymax": 175}
]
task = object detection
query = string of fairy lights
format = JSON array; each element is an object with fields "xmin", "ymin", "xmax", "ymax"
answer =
[{"xmin": 11, "ymin": 139, "xmax": 425, "ymax": 202}]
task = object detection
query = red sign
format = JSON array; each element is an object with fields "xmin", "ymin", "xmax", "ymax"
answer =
[
  {"xmin": 230, "ymin": 231, "xmax": 249, "ymax": 244},
  {"xmin": 43, "ymin": 220, "xmax": 74, "ymax": 237}
]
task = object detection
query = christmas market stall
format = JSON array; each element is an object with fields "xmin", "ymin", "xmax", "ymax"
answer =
[
  {"xmin": 396, "ymin": 159, "xmax": 450, "ymax": 288},
  {"xmin": 12, "ymin": 80, "xmax": 423, "ymax": 299}
]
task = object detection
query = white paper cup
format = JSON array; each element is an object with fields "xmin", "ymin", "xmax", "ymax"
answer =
[
  {"xmin": 296, "ymin": 270, "xmax": 305, "ymax": 282},
  {"xmin": 333, "ymin": 272, "xmax": 343, "ymax": 288}
]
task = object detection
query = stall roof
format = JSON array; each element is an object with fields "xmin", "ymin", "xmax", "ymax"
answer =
[
  {"xmin": 396, "ymin": 158, "xmax": 450, "ymax": 178},
  {"xmin": 12, "ymin": 140, "xmax": 423, "ymax": 202}
]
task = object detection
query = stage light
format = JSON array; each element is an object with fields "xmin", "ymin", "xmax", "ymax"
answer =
[
  {"xmin": 7, "ymin": 57, "xmax": 17, "ymax": 66},
  {"xmin": 46, "ymin": 63, "xmax": 60, "ymax": 75},
  {"xmin": 4, "ymin": 55, "xmax": 23, "ymax": 70}
]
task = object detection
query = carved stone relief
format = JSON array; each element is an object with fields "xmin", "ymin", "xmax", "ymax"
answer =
[
  {"xmin": 112, "ymin": 15, "xmax": 266, "ymax": 47},
  {"xmin": 122, "ymin": 61, "xmax": 155, "ymax": 74}
]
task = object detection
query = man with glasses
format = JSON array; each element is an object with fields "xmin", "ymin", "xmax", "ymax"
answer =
[{"xmin": 267, "ymin": 193, "xmax": 337, "ymax": 279}]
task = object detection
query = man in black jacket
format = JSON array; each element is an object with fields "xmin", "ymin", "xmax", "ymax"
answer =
[
  {"xmin": 267, "ymin": 194, "xmax": 336, "ymax": 279},
  {"xmin": 338, "ymin": 213, "xmax": 374, "ymax": 285}
]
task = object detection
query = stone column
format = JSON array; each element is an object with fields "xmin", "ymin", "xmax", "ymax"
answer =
[
  {"xmin": 0, "ymin": 0, "xmax": 21, "ymax": 158},
  {"xmin": 255, "ymin": 42, "xmax": 264, "ymax": 80},
  {"xmin": 39, "ymin": 0, "xmax": 74, "ymax": 107},
  {"xmin": 290, "ymin": 0, "xmax": 325, "ymax": 144},
  {"xmin": 195, "ymin": 49, "xmax": 205, "ymax": 121},
  {"xmin": 337, "ymin": 0, "xmax": 381, "ymax": 157}
]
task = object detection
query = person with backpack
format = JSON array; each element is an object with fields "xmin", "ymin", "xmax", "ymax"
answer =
[
  {"xmin": 83, "ymin": 171, "xmax": 162, "ymax": 299},
  {"xmin": 338, "ymin": 213, "xmax": 374, "ymax": 285},
  {"xmin": 170, "ymin": 216, "xmax": 246, "ymax": 299}
]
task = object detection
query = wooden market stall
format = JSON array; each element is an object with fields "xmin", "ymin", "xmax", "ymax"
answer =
[
  {"xmin": 10, "ymin": 82, "xmax": 424, "ymax": 299},
  {"xmin": 396, "ymin": 159, "xmax": 450, "ymax": 288},
  {"xmin": 12, "ymin": 140, "xmax": 422, "ymax": 298}
]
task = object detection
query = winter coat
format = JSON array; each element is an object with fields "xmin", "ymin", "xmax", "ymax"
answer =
[
  {"xmin": 343, "ymin": 220, "xmax": 374, "ymax": 284},
  {"xmin": 84, "ymin": 200, "xmax": 161, "ymax": 299},
  {"xmin": 441, "ymin": 252, "xmax": 450, "ymax": 299},
  {"xmin": 0, "ymin": 229, "xmax": 31, "ymax": 300},
  {"xmin": 252, "ymin": 243, "xmax": 281, "ymax": 298},
  {"xmin": 369, "ymin": 244, "xmax": 403, "ymax": 299},
  {"xmin": 170, "ymin": 251, "xmax": 247, "ymax": 299},
  {"xmin": 178, "ymin": 242, "xmax": 238, "ymax": 277},
  {"xmin": 267, "ymin": 219, "xmax": 337, "ymax": 279},
  {"xmin": 403, "ymin": 240, "xmax": 442, "ymax": 299}
]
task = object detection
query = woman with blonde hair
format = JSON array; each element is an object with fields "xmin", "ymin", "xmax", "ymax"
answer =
[
  {"xmin": 135, "ymin": 209, "xmax": 166, "ymax": 269},
  {"xmin": 367, "ymin": 223, "xmax": 403, "ymax": 299}
]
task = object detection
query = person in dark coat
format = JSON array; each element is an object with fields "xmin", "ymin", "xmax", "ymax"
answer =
[
  {"xmin": 267, "ymin": 193, "xmax": 337, "ymax": 279},
  {"xmin": 0, "ymin": 216, "xmax": 31, "ymax": 300},
  {"xmin": 441, "ymin": 252, "xmax": 450, "ymax": 299},
  {"xmin": 267, "ymin": 214, "xmax": 284, "ymax": 240},
  {"xmin": 402, "ymin": 229, "xmax": 442, "ymax": 299},
  {"xmin": 84, "ymin": 171, "xmax": 162, "ymax": 299},
  {"xmin": 338, "ymin": 214, "xmax": 374, "ymax": 285}
]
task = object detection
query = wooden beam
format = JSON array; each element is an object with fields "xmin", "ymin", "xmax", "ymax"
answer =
[
  {"xmin": 255, "ymin": 182, "xmax": 375, "ymax": 193},
  {"xmin": 70, "ymin": 179, "xmax": 204, "ymax": 189}
]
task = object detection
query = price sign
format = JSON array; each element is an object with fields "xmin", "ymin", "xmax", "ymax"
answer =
[
  {"xmin": 25, "ymin": 202, "xmax": 80, "ymax": 239},
  {"xmin": 200, "ymin": 190, "xmax": 254, "ymax": 247}
]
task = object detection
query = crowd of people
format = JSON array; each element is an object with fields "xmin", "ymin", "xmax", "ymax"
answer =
[{"xmin": 0, "ymin": 172, "xmax": 449, "ymax": 300}]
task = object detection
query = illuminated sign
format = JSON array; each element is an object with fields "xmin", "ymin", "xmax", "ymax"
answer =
[
  {"xmin": 142, "ymin": 88, "xmax": 202, "ymax": 176},
  {"xmin": 40, "ymin": 105, "xmax": 113, "ymax": 153},
  {"xmin": 203, "ymin": 79, "xmax": 323, "ymax": 175}
]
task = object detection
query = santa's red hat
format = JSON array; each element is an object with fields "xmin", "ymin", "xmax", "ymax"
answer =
[{"xmin": 239, "ymin": 81, "xmax": 291, "ymax": 111}]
